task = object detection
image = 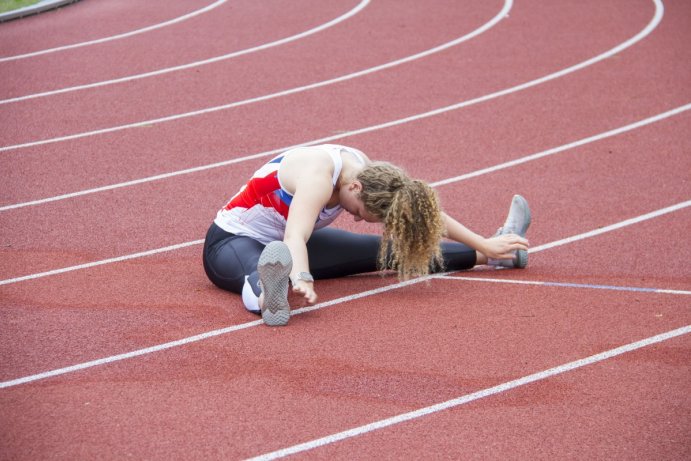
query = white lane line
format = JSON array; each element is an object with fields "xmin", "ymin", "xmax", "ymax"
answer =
[
  {"xmin": 436, "ymin": 275, "xmax": 691, "ymax": 296},
  {"xmin": 0, "ymin": 0, "xmax": 371, "ymax": 104},
  {"xmin": 2, "ymin": 101, "xmax": 688, "ymax": 213},
  {"xmin": 0, "ymin": 0, "xmax": 507, "ymax": 143},
  {"xmin": 429, "ymin": 103, "xmax": 691, "ymax": 188},
  {"xmin": 246, "ymin": 325, "xmax": 691, "ymax": 460},
  {"xmin": 0, "ymin": 319, "xmax": 264, "ymax": 389},
  {"xmin": 0, "ymin": 240, "xmax": 204, "ymax": 286},
  {"xmin": 529, "ymin": 200, "xmax": 691, "ymax": 254},
  {"xmin": 0, "ymin": 0, "xmax": 229, "ymax": 62},
  {"xmin": 1, "ymin": 200, "xmax": 688, "ymax": 390},
  {"xmin": 0, "ymin": 0, "xmax": 661, "ymax": 153}
]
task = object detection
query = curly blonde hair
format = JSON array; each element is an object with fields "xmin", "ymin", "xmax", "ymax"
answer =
[{"xmin": 357, "ymin": 162, "xmax": 445, "ymax": 279}]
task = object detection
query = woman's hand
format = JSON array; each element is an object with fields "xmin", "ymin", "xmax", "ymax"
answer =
[
  {"xmin": 292, "ymin": 280, "xmax": 318, "ymax": 304},
  {"xmin": 481, "ymin": 234, "xmax": 529, "ymax": 260}
]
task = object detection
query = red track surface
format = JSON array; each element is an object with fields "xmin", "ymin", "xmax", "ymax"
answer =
[{"xmin": 1, "ymin": 0, "xmax": 689, "ymax": 459}]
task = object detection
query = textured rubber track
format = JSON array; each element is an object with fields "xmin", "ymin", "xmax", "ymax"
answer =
[{"xmin": 257, "ymin": 241, "xmax": 293, "ymax": 326}]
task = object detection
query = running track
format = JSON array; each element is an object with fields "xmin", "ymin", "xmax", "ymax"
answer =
[{"xmin": 0, "ymin": 0, "xmax": 689, "ymax": 459}]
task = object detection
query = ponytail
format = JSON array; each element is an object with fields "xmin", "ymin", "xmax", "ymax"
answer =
[{"xmin": 357, "ymin": 163, "xmax": 444, "ymax": 279}]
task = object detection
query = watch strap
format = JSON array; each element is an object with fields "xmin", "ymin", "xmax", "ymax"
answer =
[{"xmin": 291, "ymin": 272, "xmax": 314, "ymax": 285}]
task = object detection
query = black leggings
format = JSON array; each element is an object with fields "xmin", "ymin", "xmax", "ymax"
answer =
[{"xmin": 202, "ymin": 222, "xmax": 477, "ymax": 298}]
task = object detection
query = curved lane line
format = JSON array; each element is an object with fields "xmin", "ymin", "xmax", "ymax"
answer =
[
  {"xmin": 1, "ymin": 203, "xmax": 689, "ymax": 389},
  {"xmin": 1, "ymin": 103, "xmax": 689, "ymax": 281},
  {"xmin": 0, "ymin": 0, "xmax": 229, "ymax": 62},
  {"xmin": 0, "ymin": 0, "xmax": 662, "ymax": 157},
  {"xmin": 0, "ymin": 0, "xmax": 370, "ymax": 104},
  {"xmin": 0, "ymin": 1, "xmax": 671, "ymax": 213},
  {"xmin": 0, "ymin": 0, "xmax": 503, "ymax": 136}
]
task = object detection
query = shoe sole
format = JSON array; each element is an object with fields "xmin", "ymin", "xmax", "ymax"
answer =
[
  {"xmin": 514, "ymin": 249, "xmax": 528, "ymax": 269},
  {"xmin": 257, "ymin": 241, "xmax": 292, "ymax": 326}
]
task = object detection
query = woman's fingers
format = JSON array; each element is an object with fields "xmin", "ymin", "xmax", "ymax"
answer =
[
  {"xmin": 485, "ymin": 234, "xmax": 530, "ymax": 260},
  {"xmin": 292, "ymin": 283, "xmax": 318, "ymax": 304},
  {"xmin": 499, "ymin": 235, "xmax": 529, "ymax": 252}
]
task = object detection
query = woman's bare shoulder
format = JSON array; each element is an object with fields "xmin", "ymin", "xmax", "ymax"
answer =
[{"xmin": 279, "ymin": 147, "xmax": 334, "ymax": 194}]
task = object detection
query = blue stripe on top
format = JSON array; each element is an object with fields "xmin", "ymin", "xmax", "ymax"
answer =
[
  {"xmin": 276, "ymin": 188, "xmax": 293, "ymax": 206},
  {"xmin": 269, "ymin": 155, "xmax": 292, "ymax": 206}
]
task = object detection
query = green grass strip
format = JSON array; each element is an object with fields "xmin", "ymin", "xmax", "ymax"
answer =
[{"xmin": 0, "ymin": 0, "xmax": 41, "ymax": 14}]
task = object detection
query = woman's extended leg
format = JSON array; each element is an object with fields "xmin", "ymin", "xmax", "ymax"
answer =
[{"xmin": 306, "ymin": 227, "xmax": 477, "ymax": 279}]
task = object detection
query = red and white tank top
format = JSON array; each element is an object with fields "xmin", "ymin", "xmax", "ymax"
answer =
[{"xmin": 214, "ymin": 144, "xmax": 365, "ymax": 244}]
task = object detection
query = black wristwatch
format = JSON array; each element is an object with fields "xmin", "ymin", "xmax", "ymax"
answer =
[{"xmin": 291, "ymin": 272, "xmax": 314, "ymax": 285}]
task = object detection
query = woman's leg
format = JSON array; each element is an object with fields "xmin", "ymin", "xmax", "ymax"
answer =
[
  {"xmin": 306, "ymin": 228, "xmax": 380, "ymax": 279},
  {"xmin": 439, "ymin": 240, "xmax": 478, "ymax": 271},
  {"xmin": 306, "ymin": 228, "xmax": 477, "ymax": 279},
  {"xmin": 202, "ymin": 223, "xmax": 265, "ymax": 313}
]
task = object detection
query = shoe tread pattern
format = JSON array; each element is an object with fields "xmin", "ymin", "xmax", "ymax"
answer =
[{"xmin": 257, "ymin": 241, "xmax": 292, "ymax": 326}]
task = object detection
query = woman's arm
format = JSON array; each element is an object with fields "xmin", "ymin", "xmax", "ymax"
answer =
[
  {"xmin": 282, "ymin": 159, "xmax": 334, "ymax": 304},
  {"xmin": 442, "ymin": 212, "xmax": 528, "ymax": 260}
]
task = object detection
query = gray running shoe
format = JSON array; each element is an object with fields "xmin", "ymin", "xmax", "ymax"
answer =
[
  {"xmin": 492, "ymin": 194, "xmax": 531, "ymax": 268},
  {"xmin": 257, "ymin": 241, "xmax": 293, "ymax": 326}
]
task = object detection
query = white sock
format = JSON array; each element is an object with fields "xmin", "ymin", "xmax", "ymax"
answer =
[{"xmin": 241, "ymin": 276, "xmax": 260, "ymax": 313}]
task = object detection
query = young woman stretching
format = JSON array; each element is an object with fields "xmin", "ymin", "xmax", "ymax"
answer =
[{"xmin": 203, "ymin": 144, "xmax": 531, "ymax": 325}]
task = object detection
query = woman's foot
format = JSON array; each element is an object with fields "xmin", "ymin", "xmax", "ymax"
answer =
[
  {"xmin": 491, "ymin": 195, "xmax": 532, "ymax": 268},
  {"xmin": 257, "ymin": 241, "xmax": 293, "ymax": 326}
]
